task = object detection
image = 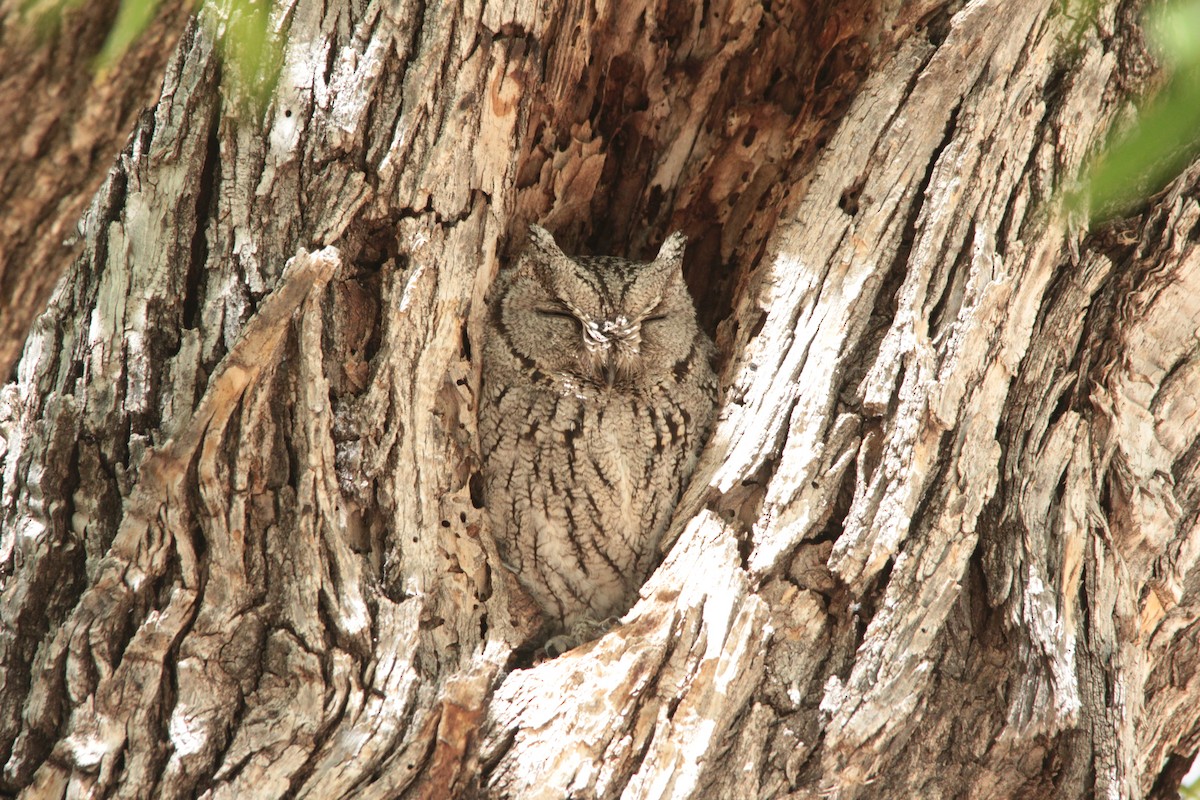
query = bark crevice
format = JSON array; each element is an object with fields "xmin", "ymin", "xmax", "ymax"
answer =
[{"xmin": 3, "ymin": 0, "xmax": 1200, "ymax": 798}]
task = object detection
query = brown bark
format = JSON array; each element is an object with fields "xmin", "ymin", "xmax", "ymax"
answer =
[
  {"xmin": 1, "ymin": 0, "xmax": 1198, "ymax": 798},
  {"xmin": 0, "ymin": 0, "xmax": 190, "ymax": 380}
]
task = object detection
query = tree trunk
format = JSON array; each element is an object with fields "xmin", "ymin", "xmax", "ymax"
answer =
[
  {"xmin": 2, "ymin": 0, "xmax": 1198, "ymax": 798},
  {"xmin": 0, "ymin": 0, "xmax": 190, "ymax": 380}
]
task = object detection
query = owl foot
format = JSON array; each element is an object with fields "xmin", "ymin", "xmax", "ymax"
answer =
[{"xmin": 541, "ymin": 616, "xmax": 619, "ymax": 659}]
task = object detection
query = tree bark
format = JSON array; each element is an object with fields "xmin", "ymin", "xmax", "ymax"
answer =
[
  {"xmin": 1, "ymin": 0, "xmax": 1198, "ymax": 799},
  {"xmin": 0, "ymin": 0, "xmax": 190, "ymax": 380}
]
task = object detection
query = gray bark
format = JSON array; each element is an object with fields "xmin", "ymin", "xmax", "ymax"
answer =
[
  {"xmin": 0, "ymin": 0, "xmax": 189, "ymax": 380},
  {"xmin": 2, "ymin": 0, "xmax": 1198, "ymax": 799}
]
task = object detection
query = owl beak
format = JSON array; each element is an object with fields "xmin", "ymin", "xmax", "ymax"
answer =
[{"xmin": 605, "ymin": 352, "xmax": 617, "ymax": 387}]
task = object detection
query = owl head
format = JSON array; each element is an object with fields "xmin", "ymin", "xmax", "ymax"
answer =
[{"xmin": 494, "ymin": 225, "xmax": 703, "ymax": 390}]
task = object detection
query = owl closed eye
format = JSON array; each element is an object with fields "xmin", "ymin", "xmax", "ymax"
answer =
[{"xmin": 491, "ymin": 226, "xmax": 704, "ymax": 392}]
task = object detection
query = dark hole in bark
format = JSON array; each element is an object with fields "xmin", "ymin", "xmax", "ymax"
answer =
[
  {"xmin": 469, "ymin": 472, "xmax": 486, "ymax": 509},
  {"xmin": 839, "ymin": 177, "xmax": 865, "ymax": 216}
]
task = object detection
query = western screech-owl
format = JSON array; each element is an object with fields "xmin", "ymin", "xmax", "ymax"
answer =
[{"xmin": 478, "ymin": 225, "xmax": 717, "ymax": 652}]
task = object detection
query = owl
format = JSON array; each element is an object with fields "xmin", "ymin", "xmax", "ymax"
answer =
[{"xmin": 478, "ymin": 225, "xmax": 717, "ymax": 653}]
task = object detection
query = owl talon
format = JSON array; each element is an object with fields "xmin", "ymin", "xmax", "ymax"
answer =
[
  {"xmin": 539, "ymin": 616, "xmax": 618, "ymax": 658},
  {"xmin": 542, "ymin": 634, "xmax": 578, "ymax": 658}
]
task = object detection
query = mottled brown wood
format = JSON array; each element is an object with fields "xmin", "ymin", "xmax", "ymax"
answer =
[
  {"xmin": 1, "ymin": 0, "xmax": 1199, "ymax": 798},
  {"xmin": 0, "ymin": 0, "xmax": 190, "ymax": 381}
]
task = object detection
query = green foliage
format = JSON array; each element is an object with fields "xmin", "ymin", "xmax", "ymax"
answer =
[
  {"xmin": 1073, "ymin": 0, "xmax": 1200, "ymax": 220},
  {"xmin": 18, "ymin": 0, "xmax": 282, "ymax": 110},
  {"xmin": 94, "ymin": 0, "xmax": 163, "ymax": 72},
  {"xmin": 207, "ymin": 0, "xmax": 284, "ymax": 110}
]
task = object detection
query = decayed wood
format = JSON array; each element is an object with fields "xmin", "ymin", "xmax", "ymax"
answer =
[
  {"xmin": 1, "ymin": 0, "xmax": 1199, "ymax": 798},
  {"xmin": 0, "ymin": 0, "xmax": 190, "ymax": 380}
]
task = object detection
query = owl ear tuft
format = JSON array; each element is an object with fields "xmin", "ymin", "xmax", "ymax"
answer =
[
  {"xmin": 526, "ymin": 225, "xmax": 583, "ymax": 302},
  {"xmin": 653, "ymin": 232, "xmax": 686, "ymax": 270},
  {"xmin": 528, "ymin": 225, "xmax": 569, "ymax": 263}
]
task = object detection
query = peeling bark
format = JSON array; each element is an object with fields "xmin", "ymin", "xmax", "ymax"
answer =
[
  {"xmin": 1, "ymin": 0, "xmax": 1198, "ymax": 799},
  {"xmin": 0, "ymin": 0, "xmax": 190, "ymax": 380}
]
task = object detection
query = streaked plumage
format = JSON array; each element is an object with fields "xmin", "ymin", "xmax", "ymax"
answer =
[{"xmin": 479, "ymin": 225, "xmax": 717, "ymax": 649}]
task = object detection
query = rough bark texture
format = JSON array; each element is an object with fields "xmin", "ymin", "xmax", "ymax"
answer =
[
  {"xmin": 0, "ymin": 0, "xmax": 190, "ymax": 381},
  {"xmin": 1, "ymin": 0, "xmax": 1198, "ymax": 798}
]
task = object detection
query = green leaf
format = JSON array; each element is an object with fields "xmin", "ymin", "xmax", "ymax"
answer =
[
  {"xmin": 1149, "ymin": 0, "xmax": 1200, "ymax": 66},
  {"xmin": 93, "ymin": 0, "xmax": 166, "ymax": 73},
  {"xmin": 1074, "ymin": 0, "xmax": 1200, "ymax": 221},
  {"xmin": 209, "ymin": 0, "xmax": 285, "ymax": 112}
]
